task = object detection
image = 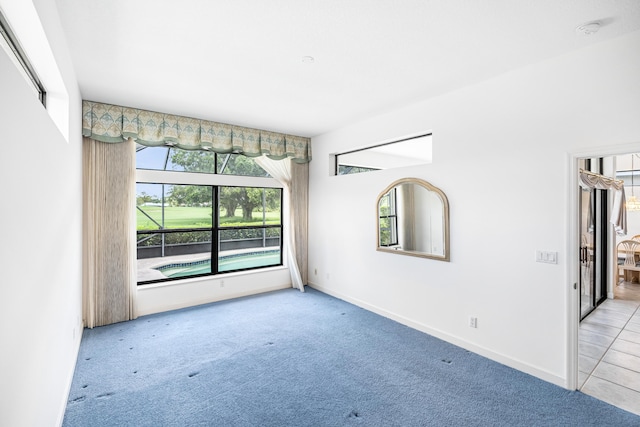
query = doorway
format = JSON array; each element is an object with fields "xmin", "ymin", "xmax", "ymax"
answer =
[{"xmin": 575, "ymin": 154, "xmax": 640, "ymax": 415}]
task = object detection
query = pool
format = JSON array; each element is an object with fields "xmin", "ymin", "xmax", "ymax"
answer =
[{"xmin": 155, "ymin": 250, "xmax": 281, "ymax": 278}]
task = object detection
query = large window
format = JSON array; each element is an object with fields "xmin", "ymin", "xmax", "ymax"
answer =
[{"xmin": 136, "ymin": 147, "xmax": 282, "ymax": 284}]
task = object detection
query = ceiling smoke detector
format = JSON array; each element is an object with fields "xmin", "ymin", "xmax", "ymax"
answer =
[{"xmin": 575, "ymin": 21, "xmax": 601, "ymax": 36}]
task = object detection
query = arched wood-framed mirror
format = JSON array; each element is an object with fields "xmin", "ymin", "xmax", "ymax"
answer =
[{"xmin": 376, "ymin": 178, "xmax": 450, "ymax": 261}]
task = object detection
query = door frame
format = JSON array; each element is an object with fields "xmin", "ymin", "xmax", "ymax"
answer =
[{"xmin": 567, "ymin": 142, "xmax": 640, "ymax": 390}]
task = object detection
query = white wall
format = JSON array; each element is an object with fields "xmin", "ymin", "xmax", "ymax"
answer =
[
  {"xmin": 308, "ymin": 30, "xmax": 640, "ymax": 387},
  {"xmin": 0, "ymin": 1, "xmax": 82, "ymax": 426},
  {"xmin": 137, "ymin": 268, "xmax": 292, "ymax": 316}
]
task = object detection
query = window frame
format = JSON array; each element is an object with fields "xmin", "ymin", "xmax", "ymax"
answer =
[
  {"xmin": 135, "ymin": 145, "xmax": 271, "ymax": 177},
  {"xmin": 378, "ymin": 187, "xmax": 399, "ymax": 247},
  {"xmin": 334, "ymin": 133, "xmax": 432, "ymax": 175},
  {"xmin": 0, "ymin": 10, "xmax": 46, "ymax": 106},
  {"xmin": 337, "ymin": 164, "xmax": 379, "ymax": 175},
  {"xmin": 215, "ymin": 186, "xmax": 284, "ymax": 275},
  {"xmin": 136, "ymin": 156, "xmax": 284, "ymax": 285}
]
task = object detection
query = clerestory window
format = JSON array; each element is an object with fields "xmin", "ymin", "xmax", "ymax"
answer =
[
  {"xmin": 136, "ymin": 146, "xmax": 282, "ymax": 284},
  {"xmin": 334, "ymin": 133, "xmax": 432, "ymax": 175},
  {"xmin": 0, "ymin": 10, "xmax": 46, "ymax": 105}
]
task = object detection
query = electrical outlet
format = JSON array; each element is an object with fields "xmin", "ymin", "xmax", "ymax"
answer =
[
  {"xmin": 220, "ymin": 280, "xmax": 225, "ymax": 288},
  {"xmin": 469, "ymin": 317, "xmax": 478, "ymax": 328},
  {"xmin": 314, "ymin": 268, "xmax": 317, "ymax": 276}
]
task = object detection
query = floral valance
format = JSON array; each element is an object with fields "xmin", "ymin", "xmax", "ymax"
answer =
[{"xmin": 82, "ymin": 101, "xmax": 312, "ymax": 163}]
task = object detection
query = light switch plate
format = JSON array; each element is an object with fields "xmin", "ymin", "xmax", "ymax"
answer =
[{"xmin": 536, "ymin": 250, "xmax": 558, "ymax": 264}]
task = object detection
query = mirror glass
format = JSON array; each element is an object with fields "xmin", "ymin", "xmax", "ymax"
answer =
[{"xmin": 377, "ymin": 178, "xmax": 449, "ymax": 261}]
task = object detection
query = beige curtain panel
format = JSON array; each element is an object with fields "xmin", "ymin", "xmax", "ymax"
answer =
[
  {"xmin": 82, "ymin": 100, "xmax": 312, "ymax": 163},
  {"xmin": 291, "ymin": 161, "xmax": 309, "ymax": 286},
  {"xmin": 83, "ymin": 137, "xmax": 136, "ymax": 328},
  {"xmin": 255, "ymin": 156, "xmax": 309, "ymax": 291}
]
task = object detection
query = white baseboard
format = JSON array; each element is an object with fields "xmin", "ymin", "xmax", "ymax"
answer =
[{"xmin": 56, "ymin": 318, "xmax": 84, "ymax": 427}]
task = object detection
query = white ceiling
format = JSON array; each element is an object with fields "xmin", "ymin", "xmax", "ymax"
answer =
[{"xmin": 56, "ymin": 0, "xmax": 640, "ymax": 137}]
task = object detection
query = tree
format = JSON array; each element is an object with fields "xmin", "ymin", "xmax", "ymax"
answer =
[
  {"xmin": 218, "ymin": 153, "xmax": 268, "ymax": 177},
  {"xmin": 219, "ymin": 187, "xmax": 240, "ymax": 217},
  {"xmin": 136, "ymin": 191, "xmax": 159, "ymax": 206},
  {"xmin": 168, "ymin": 150, "xmax": 215, "ymax": 207},
  {"xmin": 169, "ymin": 149, "xmax": 273, "ymax": 220},
  {"xmin": 264, "ymin": 188, "xmax": 280, "ymax": 211},
  {"xmin": 218, "ymin": 155, "xmax": 270, "ymax": 219},
  {"xmin": 167, "ymin": 185, "xmax": 211, "ymax": 207},
  {"xmin": 219, "ymin": 187, "xmax": 274, "ymax": 220},
  {"xmin": 170, "ymin": 149, "xmax": 216, "ymax": 173},
  {"xmin": 237, "ymin": 187, "xmax": 263, "ymax": 221}
]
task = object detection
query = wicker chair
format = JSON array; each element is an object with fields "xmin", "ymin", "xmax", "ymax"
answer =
[{"xmin": 617, "ymin": 239, "xmax": 640, "ymax": 283}]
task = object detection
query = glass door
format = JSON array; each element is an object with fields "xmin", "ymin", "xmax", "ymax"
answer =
[
  {"xmin": 579, "ymin": 159, "xmax": 609, "ymax": 320},
  {"xmin": 580, "ymin": 187, "xmax": 596, "ymax": 318}
]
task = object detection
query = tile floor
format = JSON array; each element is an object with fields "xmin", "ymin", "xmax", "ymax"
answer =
[{"xmin": 579, "ymin": 281, "xmax": 640, "ymax": 416}]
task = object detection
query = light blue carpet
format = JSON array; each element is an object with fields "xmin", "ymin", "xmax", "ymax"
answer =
[{"xmin": 63, "ymin": 288, "xmax": 640, "ymax": 426}]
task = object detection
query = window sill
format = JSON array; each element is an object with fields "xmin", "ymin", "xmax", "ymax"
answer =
[{"xmin": 137, "ymin": 265, "xmax": 289, "ymax": 290}]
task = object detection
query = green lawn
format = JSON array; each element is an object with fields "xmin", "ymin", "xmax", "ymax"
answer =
[{"xmin": 136, "ymin": 206, "xmax": 280, "ymax": 230}]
